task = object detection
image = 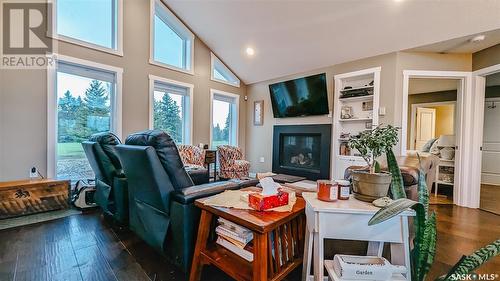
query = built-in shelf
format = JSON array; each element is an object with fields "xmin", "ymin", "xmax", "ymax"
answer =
[
  {"xmin": 437, "ymin": 180, "xmax": 454, "ymax": 185},
  {"xmin": 339, "ymin": 95, "xmax": 374, "ymax": 102},
  {"xmin": 439, "ymin": 159, "xmax": 455, "ymax": 167},
  {"xmin": 339, "ymin": 117, "xmax": 373, "ymax": 122},
  {"xmin": 333, "ymin": 66, "xmax": 381, "ymax": 179},
  {"xmin": 340, "ymin": 85, "xmax": 374, "ymax": 93}
]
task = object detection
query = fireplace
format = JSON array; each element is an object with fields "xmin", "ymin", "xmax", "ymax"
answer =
[{"xmin": 272, "ymin": 124, "xmax": 331, "ymax": 180}]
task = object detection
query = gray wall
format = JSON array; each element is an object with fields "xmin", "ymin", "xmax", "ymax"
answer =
[
  {"xmin": 245, "ymin": 51, "xmax": 471, "ymax": 173},
  {"xmin": 473, "ymin": 43, "xmax": 500, "ymax": 71},
  {"xmin": 0, "ymin": 0, "xmax": 247, "ymax": 181}
]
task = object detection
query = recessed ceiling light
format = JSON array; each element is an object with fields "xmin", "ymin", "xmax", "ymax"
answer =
[
  {"xmin": 245, "ymin": 47, "xmax": 255, "ymax": 56},
  {"xmin": 470, "ymin": 35, "xmax": 486, "ymax": 43}
]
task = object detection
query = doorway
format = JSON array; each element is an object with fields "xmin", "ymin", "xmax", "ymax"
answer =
[
  {"xmin": 478, "ymin": 72, "xmax": 500, "ymax": 214},
  {"xmin": 402, "ymin": 70, "xmax": 472, "ymax": 207},
  {"xmin": 406, "ymin": 78, "xmax": 459, "ymax": 204}
]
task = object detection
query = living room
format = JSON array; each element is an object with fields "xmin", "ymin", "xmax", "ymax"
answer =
[{"xmin": 0, "ymin": 0, "xmax": 499, "ymax": 281}]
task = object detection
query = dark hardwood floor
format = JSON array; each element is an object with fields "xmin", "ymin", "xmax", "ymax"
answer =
[{"xmin": 0, "ymin": 205, "xmax": 498, "ymax": 281}]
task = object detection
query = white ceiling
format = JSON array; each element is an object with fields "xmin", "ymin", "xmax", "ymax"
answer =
[
  {"xmin": 409, "ymin": 28, "xmax": 500, "ymax": 54},
  {"xmin": 166, "ymin": 0, "xmax": 500, "ymax": 85}
]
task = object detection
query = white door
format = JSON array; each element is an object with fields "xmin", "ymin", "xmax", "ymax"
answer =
[{"xmin": 415, "ymin": 107, "xmax": 436, "ymax": 150}]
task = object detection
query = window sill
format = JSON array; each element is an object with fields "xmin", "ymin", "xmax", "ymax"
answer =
[
  {"xmin": 53, "ymin": 35, "xmax": 124, "ymax": 57},
  {"xmin": 210, "ymin": 77, "xmax": 241, "ymax": 88},
  {"xmin": 149, "ymin": 59, "xmax": 194, "ymax": 75}
]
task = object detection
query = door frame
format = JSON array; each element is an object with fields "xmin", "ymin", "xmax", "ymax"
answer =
[
  {"xmin": 409, "ymin": 101, "xmax": 457, "ymax": 150},
  {"xmin": 471, "ymin": 63, "xmax": 500, "ymax": 208},
  {"xmin": 402, "ymin": 70, "xmax": 472, "ymax": 207}
]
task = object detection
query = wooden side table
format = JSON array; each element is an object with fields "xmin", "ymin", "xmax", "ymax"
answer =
[
  {"xmin": 204, "ymin": 149, "xmax": 217, "ymax": 181},
  {"xmin": 190, "ymin": 187, "xmax": 306, "ymax": 281},
  {"xmin": 301, "ymin": 192, "xmax": 415, "ymax": 281}
]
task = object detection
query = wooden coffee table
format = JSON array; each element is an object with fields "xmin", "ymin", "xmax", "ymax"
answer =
[{"xmin": 189, "ymin": 187, "xmax": 306, "ymax": 281}]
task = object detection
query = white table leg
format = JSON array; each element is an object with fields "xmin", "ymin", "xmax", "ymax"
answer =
[
  {"xmin": 313, "ymin": 232, "xmax": 323, "ymax": 281},
  {"xmin": 391, "ymin": 220, "xmax": 412, "ymax": 280},
  {"xmin": 367, "ymin": 241, "xmax": 384, "ymax": 256},
  {"xmin": 302, "ymin": 227, "xmax": 313, "ymax": 281},
  {"xmin": 402, "ymin": 218, "xmax": 412, "ymax": 280}
]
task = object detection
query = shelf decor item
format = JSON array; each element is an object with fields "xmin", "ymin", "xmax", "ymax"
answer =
[
  {"xmin": 330, "ymin": 255, "xmax": 406, "ymax": 281},
  {"xmin": 348, "ymin": 125, "xmax": 399, "ymax": 202},
  {"xmin": 340, "ymin": 105, "xmax": 353, "ymax": 119}
]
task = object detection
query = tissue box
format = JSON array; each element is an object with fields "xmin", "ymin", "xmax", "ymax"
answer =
[{"xmin": 248, "ymin": 190, "xmax": 289, "ymax": 211}]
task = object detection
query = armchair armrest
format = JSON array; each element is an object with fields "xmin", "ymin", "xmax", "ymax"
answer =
[{"xmin": 172, "ymin": 181, "xmax": 240, "ymax": 204}]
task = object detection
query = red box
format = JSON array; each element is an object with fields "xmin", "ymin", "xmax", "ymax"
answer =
[{"xmin": 248, "ymin": 190, "xmax": 289, "ymax": 211}]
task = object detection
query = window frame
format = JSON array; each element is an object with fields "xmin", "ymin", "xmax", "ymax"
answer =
[
  {"xmin": 209, "ymin": 89, "xmax": 240, "ymax": 148},
  {"xmin": 51, "ymin": 0, "xmax": 124, "ymax": 56},
  {"xmin": 210, "ymin": 53, "xmax": 240, "ymax": 87},
  {"xmin": 47, "ymin": 54, "xmax": 123, "ymax": 179},
  {"xmin": 149, "ymin": 0, "xmax": 195, "ymax": 75},
  {"xmin": 148, "ymin": 75, "xmax": 194, "ymax": 144}
]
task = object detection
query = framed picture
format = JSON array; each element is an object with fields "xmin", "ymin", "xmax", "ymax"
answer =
[
  {"xmin": 254, "ymin": 100, "xmax": 264, "ymax": 126},
  {"xmin": 341, "ymin": 106, "xmax": 353, "ymax": 119},
  {"xmin": 362, "ymin": 101, "xmax": 373, "ymax": 111}
]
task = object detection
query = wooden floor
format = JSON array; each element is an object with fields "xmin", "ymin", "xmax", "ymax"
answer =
[
  {"xmin": 0, "ymin": 205, "xmax": 498, "ymax": 281},
  {"xmin": 480, "ymin": 184, "xmax": 500, "ymax": 214}
]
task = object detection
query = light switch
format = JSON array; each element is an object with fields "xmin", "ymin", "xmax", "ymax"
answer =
[
  {"xmin": 259, "ymin": 157, "xmax": 265, "ymax": 163},
  {"xmin": 379, "ymin": 107, "xmax": 386, "ymax": 116}
]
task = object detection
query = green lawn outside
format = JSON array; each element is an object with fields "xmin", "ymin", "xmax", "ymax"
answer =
[
  {"xmin": 58, "ymin": 142, "xmax": 86, "ymax": 159},
  {"xmin": 212, "ymin": 140, "xmax": 229, "ymax": 149}
]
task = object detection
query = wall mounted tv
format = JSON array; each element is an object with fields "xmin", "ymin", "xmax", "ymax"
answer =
[{"xmin": 269, "ymin": 73, "xmax": 329, "ymax": 118}]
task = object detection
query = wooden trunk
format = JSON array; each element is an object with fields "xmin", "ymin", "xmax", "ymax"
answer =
[{"xmin": 0, "ymin": 179, "xmax": 71, "ymax": 219}]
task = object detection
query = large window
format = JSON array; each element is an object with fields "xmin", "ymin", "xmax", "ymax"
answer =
[
  {"xmin": 151, "ymin": 0, "xmax": 194, "ymax": 73},
  {"xmin": 211, "ymin": 53, "xmax": 240, "ymax": 87},
  {"xmin": 150, "ymin": 76, "xmax": 192, "ymax": 144},
  {"xmin": 211, "ymin": 90, "xmax": 239, "ymax": 148},
  {"xmin": 55, "ymin": 0, "xmax": 122, "ymax": 54},
  {"xmin": 50, "ymin": 57, "xmax": 122, "ymax": 180}
]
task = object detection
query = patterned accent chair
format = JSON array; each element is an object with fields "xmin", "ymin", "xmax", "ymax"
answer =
[
  {"xmin": 217, "ymin": 145, "xmax": 250, "ymax": 179},
  {"xmin": 177, "ymin": 144, "xmax": 205, "ymax": 168},
  {"xmin": 177, "ymin": 144, "xmax": 209, "ymax": 185}
]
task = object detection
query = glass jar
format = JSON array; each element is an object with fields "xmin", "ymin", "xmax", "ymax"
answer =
[
  {"xmin": 317, "ymin": 180, "xmax": 338, "ymax": 202},
  {"xmin": 336, "ymin": 179, "xmax": 351, "ymax": 200}
]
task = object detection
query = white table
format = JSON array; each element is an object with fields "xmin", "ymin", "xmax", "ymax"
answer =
[{"xmin": 301, "ymin": 192, "xmax": 415, "ymax": 281}]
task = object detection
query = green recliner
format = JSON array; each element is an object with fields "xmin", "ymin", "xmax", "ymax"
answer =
[
  {"xmin": 116, "ymin": 130, "xmax": 239, "ymax": 272},
  {"xmin": 82, "ymin": 132, "xmax": 128, "ymax": 225}
]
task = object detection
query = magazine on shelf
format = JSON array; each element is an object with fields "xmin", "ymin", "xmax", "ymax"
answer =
[
  {"xmin": 217, "ymin": 217, "xmax": 252, "ymax": 236},
  {"xmin": 215, "ymin": 225, "xmax": 253, "ymax": 245},
  {"xmin": 216, "ymin": 237, "xmax": 254, "ymax": 262}
]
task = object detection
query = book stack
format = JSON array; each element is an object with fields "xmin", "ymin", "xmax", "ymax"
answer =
[{"xmin": 215, "ymin": 218, "xmax": 254, "ymax": 262}]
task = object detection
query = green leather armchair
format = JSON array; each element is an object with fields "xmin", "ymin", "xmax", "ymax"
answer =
[
  {"xmin": 82, "ymin": 132, "xmax": 128, "ymax": 225},
  {"xmin": 116, "ymin": 130, "xmax": 239, "ymax": 272}
]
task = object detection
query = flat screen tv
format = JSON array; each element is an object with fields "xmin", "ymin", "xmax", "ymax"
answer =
[{"xmin": 269, "ymin": 73, "xmax": 329, "ymax": 118}]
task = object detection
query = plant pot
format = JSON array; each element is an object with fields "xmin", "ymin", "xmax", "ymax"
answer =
[{"xmin": 351, "ymin": 170, "xmax": 392, "ymax": 202}]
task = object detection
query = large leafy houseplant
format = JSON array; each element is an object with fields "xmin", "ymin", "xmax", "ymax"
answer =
[
  {"xmin": 368, "ymin": 154, "xmax": 437, "ymax": 281},
  {"xmin": 437, "ymin": 239, "xmax": 500, "ymax": 281},
  {"xmin": 348, "ymin": 125, "xmax": 399, "ymax": 173},
  {"xmin": 347, "ymin": 125, "xmax": 400, "ymax": 201}
]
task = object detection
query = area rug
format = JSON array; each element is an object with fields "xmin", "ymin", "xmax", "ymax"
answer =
[{"xmin": 0, "ymin": 209, "xmax": 82, "ymax": 230}]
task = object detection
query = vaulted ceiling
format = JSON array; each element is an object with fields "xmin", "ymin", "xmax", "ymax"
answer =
[{"xmin": 166, "ymin": 0, "xmax": 500, "ymax": 84}]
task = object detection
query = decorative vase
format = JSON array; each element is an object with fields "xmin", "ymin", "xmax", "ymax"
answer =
[
  {"xmin": 440, "ymin": 147, "xmax": 455, "ymax": 160},
  {"xmin": 351, "ymin": 170, "xmax": 392, "ymax": 202}
]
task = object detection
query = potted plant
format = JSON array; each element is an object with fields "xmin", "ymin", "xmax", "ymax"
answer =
[{"xmin": 348, "ymin": 125, "xmax": 399, "ymax": 202}]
